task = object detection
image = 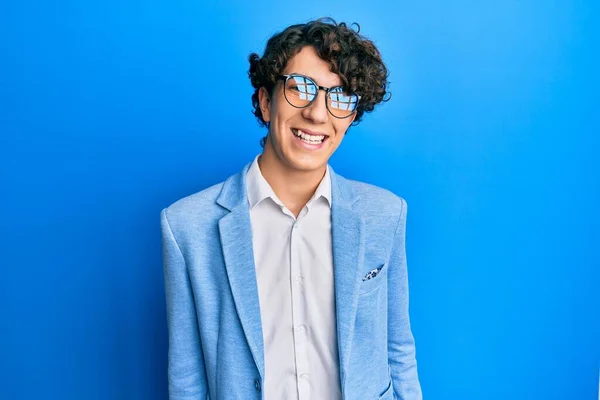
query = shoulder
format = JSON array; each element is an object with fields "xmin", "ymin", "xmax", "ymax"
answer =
[
  {"xmin": 345, "ymin": 177, "xmax": 407, "ymax": 218},
  {"xmin": 160, "ymin": 181, "xmax": 226, "ymax": 234},
  {"xmin": 340, "ymin": 176, "xmax": 410, "ymax": 251}
]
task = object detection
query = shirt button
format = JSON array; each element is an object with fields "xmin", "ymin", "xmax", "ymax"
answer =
[
  {"xmin": 300, "ymin": 373, "xmax": 309, "ymax": 379},
  {"xmin": 254, "ymin": 378, "xmax": 261, "ymax": 392},
  {"xmin": 296, "ymin": 325, "xmax": 306, "ymax": 333},
  {"xmin": 293, "ymin": 223, "xmax": 298, "ymax": 229},
  {"xmin": 296, "ymin": 274, "xmax": 302, "ymax": 281}
]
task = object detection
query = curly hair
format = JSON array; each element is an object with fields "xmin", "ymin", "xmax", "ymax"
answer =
[{"xmin": 248, "ymin": 17, "xmax": 391, "ymax": 147}]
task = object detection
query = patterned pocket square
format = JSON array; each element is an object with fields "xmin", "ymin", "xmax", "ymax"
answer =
[{"xmin": 362, "ymin": 265, "xmax": 384, "ymax": 281}]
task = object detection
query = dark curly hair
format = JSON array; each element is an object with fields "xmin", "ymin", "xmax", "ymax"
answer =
[{"xmin": 248, "ymin": 17, "xmax": 391, "ymax": 148}]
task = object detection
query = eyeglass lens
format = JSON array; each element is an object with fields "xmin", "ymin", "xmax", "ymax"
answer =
[{"xmin": 284, "ymin": 75, "xmax": 358, "ymax": 117}]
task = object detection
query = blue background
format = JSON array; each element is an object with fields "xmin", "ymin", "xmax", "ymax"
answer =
[{"xmin": 1, "ymin": 0, "xmax": 598, "ymax": 399}]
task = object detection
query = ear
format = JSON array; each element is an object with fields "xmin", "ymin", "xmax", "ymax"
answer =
[{"xmin": 258, "ymin": 87, "xmax": 271, "ymax": 123}]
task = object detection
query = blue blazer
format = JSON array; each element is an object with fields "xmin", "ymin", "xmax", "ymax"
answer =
[{"xmin": 160, "ymin": 160, "xmax": 422, "ymax": 400}]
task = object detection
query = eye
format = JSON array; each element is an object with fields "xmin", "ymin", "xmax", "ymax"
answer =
[
  {"xmin": 330, "ymin": 86, "xmax": 350, "ymax": 96},
  {"xmin": 328, "ymin": 87, "xmax": 359, "ymax": 111}
]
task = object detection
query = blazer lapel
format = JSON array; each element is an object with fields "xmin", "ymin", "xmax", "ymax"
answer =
[
  {"xmin": 216, "ymin": 162, "xmax": 265, "ymax": 379},
  {"xmin": 214, "ymin": 161, "xmax": 364, "ymax": 387},
  {"xmin": 330, "ymin": 166, "xmax": 365, "ymax": 390}
]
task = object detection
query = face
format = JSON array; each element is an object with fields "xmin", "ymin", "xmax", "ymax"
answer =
[{"xmin": 258, "ymin": 45, "xmax": 356, "ymax": 174}]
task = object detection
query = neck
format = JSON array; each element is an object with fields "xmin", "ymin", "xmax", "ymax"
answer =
[{"xmin": 258, "ymin": 145, "xmax": 327, "ymax": 216}]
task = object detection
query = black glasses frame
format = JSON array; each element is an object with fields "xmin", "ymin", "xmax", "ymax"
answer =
[{"xmin": 276, "ymin": 74, "xmax": 360, "ymax": 119}]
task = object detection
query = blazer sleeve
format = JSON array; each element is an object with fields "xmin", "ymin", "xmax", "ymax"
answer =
[
  {"xmin": 161, "ymin": 208, "xmax": 209, "ymax": 400},
  {"xmin": 387, "ymin": 199, "xmax": 423, "ymax": 399}
]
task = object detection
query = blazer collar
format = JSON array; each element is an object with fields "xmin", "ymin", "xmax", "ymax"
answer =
[{"xmin": 216, "ymin": 160, "xmax": 364, "ymax": 392}]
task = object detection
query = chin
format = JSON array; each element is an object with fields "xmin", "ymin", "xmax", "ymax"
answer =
[{"xmin": 287, "ymin": 153, "xmax": 328, "ymax": 172}]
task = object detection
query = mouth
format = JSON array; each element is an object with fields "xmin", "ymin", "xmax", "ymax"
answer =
[{"xmin": 291, "ymin": 128, "xmax": 329, "ymax": 147}]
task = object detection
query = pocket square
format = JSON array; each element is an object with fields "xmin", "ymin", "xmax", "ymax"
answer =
[{"xmin": 362, "ymin": 265, "xmax": 384, "ymax": 281}]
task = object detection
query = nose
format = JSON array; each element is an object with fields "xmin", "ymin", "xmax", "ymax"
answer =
[{"xmin": 301, "ymin": 89, "xmax": 329, "ymax": 123}]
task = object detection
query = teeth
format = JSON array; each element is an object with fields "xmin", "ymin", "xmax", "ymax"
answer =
[{"xmin": 293, "ymin": 129, "xmax": 325, "ymax": 144}]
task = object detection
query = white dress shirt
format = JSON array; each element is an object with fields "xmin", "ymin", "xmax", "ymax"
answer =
[{"xmin": 245, "ymin": 154, "xmax": 342, "ymax": 400}]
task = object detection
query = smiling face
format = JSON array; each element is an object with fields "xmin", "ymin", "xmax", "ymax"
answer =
[{"xmin": 258, "ymin": 45, "xmax": 356, "ymax": 174}]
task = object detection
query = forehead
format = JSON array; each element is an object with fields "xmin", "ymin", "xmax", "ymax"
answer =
[{"xmin": 282, "ymin": 46, "xmax": 342, "ymax": 87}]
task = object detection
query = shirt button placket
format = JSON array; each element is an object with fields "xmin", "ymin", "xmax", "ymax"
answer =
[{"xmin": 291, "ymin": 221, "xmax": 311, "ymax": 399}]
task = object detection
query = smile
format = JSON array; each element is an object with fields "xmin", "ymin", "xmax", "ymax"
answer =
[{"xmin": 291, "ymin": 128, "xmax": 327, "ymax": 145}]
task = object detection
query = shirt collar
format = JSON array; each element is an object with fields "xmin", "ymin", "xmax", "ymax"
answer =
[{"xmin": 246, "ymin": 154, "xmax": 332, "ymax": 210}]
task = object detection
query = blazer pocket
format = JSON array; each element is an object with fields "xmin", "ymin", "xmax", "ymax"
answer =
[{"xmin": 359, "ymin": 263, "xmax": 387, "ymax": 296}]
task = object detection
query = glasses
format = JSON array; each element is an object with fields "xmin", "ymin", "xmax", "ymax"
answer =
[{"xmin": 276, "ymin": 74, "xmax": 360, "ymax": 119}]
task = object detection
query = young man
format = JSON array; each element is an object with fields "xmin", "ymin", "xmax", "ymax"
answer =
[{"xmin": 161, "ymin": 18, "xmax": 422, "ymax": 400}]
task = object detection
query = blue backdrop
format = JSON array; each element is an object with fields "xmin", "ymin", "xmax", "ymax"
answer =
[{"xmin": 1, "ymin": 1, "xmax": 598, "ymax": 399}]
